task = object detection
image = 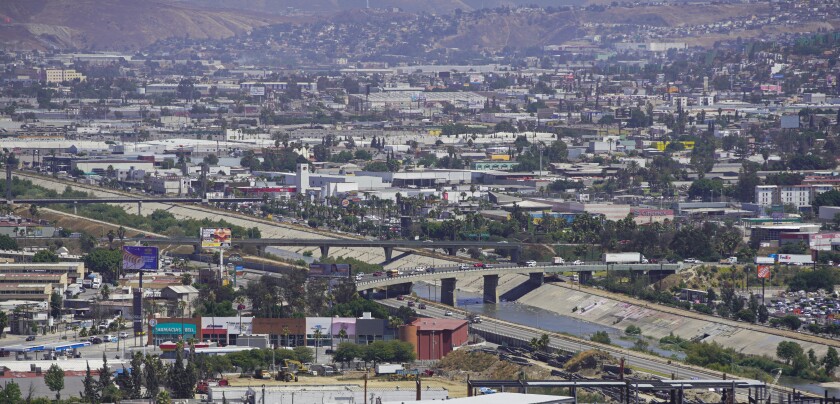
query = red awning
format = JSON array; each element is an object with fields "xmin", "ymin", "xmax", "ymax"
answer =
[{"xmin": 201, "ymin": 329, "xmax": 228, "ymax": 335}]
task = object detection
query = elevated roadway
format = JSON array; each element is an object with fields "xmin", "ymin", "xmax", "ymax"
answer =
[
  {"xmin": 141, "ymin": 237, "xmax": 523, "ymax": 262},
  {"xmin": 358, "ymin": 262, "xmax": 681, "ymax": 305},
  {"xmin": 2, "ymin": 197, "xmax": 263, "ymax": 215}
]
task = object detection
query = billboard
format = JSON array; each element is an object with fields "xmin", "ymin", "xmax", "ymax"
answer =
[
  {"xmin": 250, "ymin": 86, "xmax": 265, "ymax": 97},
  {"xmin": 308, "ymin": 263, "xmax": 352, "ymax": 278},
  {"xmin": 757, "ymin": 265, "xmax": 771, "ymax": 279},
  {"xmin": 122, "ymin": 246, "xmax": 159, "ymax": 271},
  {"xmin": 201, "ymin": 228, "xmax": 232, "ymax": 248}
]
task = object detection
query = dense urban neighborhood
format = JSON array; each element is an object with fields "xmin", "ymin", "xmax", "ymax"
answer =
[{"xmin": 1, "ymin": 0, "xmax": 840, "ymax": 402}]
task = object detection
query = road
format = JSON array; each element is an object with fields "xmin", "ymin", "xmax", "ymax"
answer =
[
  {"xmin": 355, "ymin": 261, "xmax": 680, "ymax": 289},
  {"xmin": 377, "ymin": 298, "xmax": 809, "ymax": 399},
  {"xmin": 12, "ymin": 171, "xmax": 459, "ymax": 269}
]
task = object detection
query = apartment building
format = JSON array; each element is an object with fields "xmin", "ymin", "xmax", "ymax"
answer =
[
  {"xmin": 754, "ymin": 184, "xmax": 835, "ymax": 209},
  {"xmin": 44, "ymin": 68, "xmax": 86, "ymax": 83}
]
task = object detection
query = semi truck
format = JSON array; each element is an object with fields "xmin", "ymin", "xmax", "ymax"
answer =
[
  {"xmin": 602, "ymin": 252, "xmax": 648, "ymax": 264},
  {"xmin": 777, "ymin": 254, "xmax": 814, "ymax": 266},
  {"xmin": 375, "ymin": 363, "xmax": 404, "ymax": 376}
]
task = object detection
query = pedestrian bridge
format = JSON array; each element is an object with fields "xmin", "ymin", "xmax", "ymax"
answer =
[{"xmin": 356, "ymin": 262, "xmax": 682, "ymax": 306}]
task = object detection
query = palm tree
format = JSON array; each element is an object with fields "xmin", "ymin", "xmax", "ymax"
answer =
[
  {"xmin": 106, "ymin": 230, "xmax": 116, "ymax": 249},
  {"xmin": 117, "ymin": 226, "xmax": 126, "ymax": 243}
]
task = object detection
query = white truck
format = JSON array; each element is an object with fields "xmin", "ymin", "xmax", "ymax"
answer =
[
  {"xmin": 603, "ymin": 252, "xmax": 648, "ymax": 264},
  {"xmin": 552, "ymin": 257, "xmax": 565, "ymax": 265},
  {"xmin": 375, "ymin": 363, "xmax": 404, "ymax": 376},
  {"xmin": 777, "ymin": 254, "xmax": 814, "ymax": 266}
]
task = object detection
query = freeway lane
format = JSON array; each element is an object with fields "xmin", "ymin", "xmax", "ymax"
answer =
[{"xmin": 377, "ymin": 298, "xmax": 811, "ymax": 398}]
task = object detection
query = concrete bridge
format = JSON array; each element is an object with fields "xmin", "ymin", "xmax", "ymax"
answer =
[
  {"xmin": 2, "ymin": 197, "xmax": 264, "ymax": 215},
  {"xmin": 141, "ymin": 238, "xmax": 523, "ymax": 263},
  {"xmin": 356, "ymin": 262, "xmax": 682, "ymax": 306}
]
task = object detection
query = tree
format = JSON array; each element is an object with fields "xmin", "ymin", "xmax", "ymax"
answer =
[
  {"xmin": 625, "ymin": 325, "xmax": 642, "ymax": 336},
  {"xmin": 82, "ymin": 361, "xmax": 100, "ymax": 404},
  {"xmin": 50, "ymin": 292, "xmax": 63, "ymax": 318},
  {"xmin": 33, "ymin": 250, "xmax": 59, "ymax": 263},
  {"xmin": 203, "ymin": 154, "xmax": 219, "ymax": 166},
  {"xmin": 45, "ymin": 363, "xmax": 65, "ymax": 401},
  {"xmin": 332, "ymin": 342, "xmax": 360, "ymax": 368},
  {"xmin": 813, "ymin": 189, "xmax": 840, "ymax": 212},
  {"xmin": 117, "ymin": 226, "xmax": 126, "ymax": 243},
  {"xmin": 824, "ymin": 346, "xmax": 840, "ymax": 374},
  {"xmin": 776, "ymin": 341, "xmax": 804, "ymax": 365},
  {"xmin": 83, "ymin": 248, "xmax": 122, "ymax": 283},
  {"xmin": 690, "ymin": 133, "xmax": 716, "ymax": 177},
  {"xmin": 0, "ymin": 234, "xmax": 19, "ymax": 250},
  {"xmin": 0, "ymin": 311, "xmax": 7, "ymax": 338},
  {"xmin": 733, "ymin": 162, "xmax": 760, "ymax": 202},
  {"xmin": 0, "ymin": 380, "xmax": 22, "ymax": 403},
  {"xmin": 590, "ymin": 331, "xmax": 611, "ymax": 344},
  {"xmin": 127, "ymin": 352, "xmax": 144, "ymax": 399},
  {"xmin": 757, "ymin": 305, "xmax": 769, "ymax": 323},
  {"xmin": 106, "ymin": 230, "xmax": 116, "ymax": 249}
]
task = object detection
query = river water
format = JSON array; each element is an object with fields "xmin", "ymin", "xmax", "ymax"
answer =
[{"xmin": 410, "ymin": 281, "xmax": 839, "ymax": 397}]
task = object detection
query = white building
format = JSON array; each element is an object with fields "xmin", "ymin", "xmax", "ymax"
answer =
[{"xmin": 146, "ymin": 175, "xmax": 191, "ymax": 196}]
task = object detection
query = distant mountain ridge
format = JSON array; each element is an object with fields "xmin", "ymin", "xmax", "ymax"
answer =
[
  {"xmin": 174, "ymin": 0, "xmax": 585, "ymax": 15},
  {"xmin": 0, "ymin": 0, "xmax": 285, "ymax": 51}
]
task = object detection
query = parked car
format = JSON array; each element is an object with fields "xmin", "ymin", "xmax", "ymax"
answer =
[
  {"xmin": 119, "ymin": 332, "xmax": 129, "ymax": 339},
  {"xmin": 90, "ymin": 337, "xmax": 103, "ymax": 344},
  {"xmin": 396, "ymin": 295, "xmax": 405, "ymax": 301},
  {"xmin": 418, "ymin": 303, "xmax": 426, "ymax": 309},
  {"xmin": 444, "ymin": 311, "xmax": 453, "ymax": 316},
  {"xmin": 25, "ymin": 335, "xmax": 35, "ymax": 342}
]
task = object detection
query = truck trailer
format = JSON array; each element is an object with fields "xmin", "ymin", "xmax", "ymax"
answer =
[{"xmin": 602, "ymin": 252, "xmax": 648, "ymax": 264}]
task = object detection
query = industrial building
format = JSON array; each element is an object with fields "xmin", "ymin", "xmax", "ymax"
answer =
[{"xmin": 400, "ymin": 318, "xmax": 469, "ymax": 360}]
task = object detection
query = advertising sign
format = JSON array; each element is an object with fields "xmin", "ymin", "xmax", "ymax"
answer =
[
  {"xmin": 250, "ymin": 86, "xmax": 265, "ymax": 97},
  {"xmin": 153, "ymin": 323, "xmax": 197, "ymax": 335},
  {"xmin": 308, "ymin": 263, "xmax": 352, "ymax": 278},
  {"xmin": 757, "ymin": 265, "xmax": 771, "ymax": 279},
  {"xmin": 122, "ymin": 246, "xmax": 159, "ymax": 271},
  {"xmin": 201, "ymin": 228, "xmax": 232, "ymax": 248}
]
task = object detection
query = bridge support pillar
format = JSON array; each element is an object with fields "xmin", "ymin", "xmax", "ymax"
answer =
[
  {"xmin": 319, "ymin": 245, "xmax": 330, "ymax": 258},
  {"xmin": 483, "ymin": 275, "xmax": 500, "ymax": 304},
  {"xmin": 511, "ymin": 248, "xmax": 522, "ymax": 263},
  {"xmin": 440, "ymin": 278, "xmax": 457, "ymax": 307},
  {"xmin": 392, "ymin": 282, "xmax": 413, "ymax": 296},
  {"xmin": 256, "ymin": 246, "xmax": 265, "ymax": 257},
  {"xmin": 137, "ymin": 201, "xmax": 142, "ymax": 215},
  {"xmin": 447, "ymin": 248, "xmax": 457, "ymax": 256},
  {"xmin": 648, "ymin": 269, "xmax": 675, "ymax": 285},
  {"xmin": 578, "ymin": 271, "xmax": 593, "ymax": 284},
  {"xmin": 383, "ymin": 247, "xmax": 393, "ymax": 262},
  {"xmin": 529, "ymin": 272, "xmax": 544, "ymax": 286}
]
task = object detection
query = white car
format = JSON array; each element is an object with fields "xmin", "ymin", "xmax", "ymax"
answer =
[
  {"xmin": 684, "ymin": 258, "xmax": 700, "ymax": 264},
  {"xmin": 355, "ymin": 274, "xmax": 364, "ymax": 281},
  {"xmin": 525, "ymin": 260, "xmax": 537, "ymax": 267},
  {"xmin": 458, "ymin": 264, "xmax": 469, "ymax": 270},
  {"xmin": 444, "ymin": 311, "xmax": 453, "ymax": 316},
  {"xmin": 118, "ymin": 332, "xmax": 129, "ymax": 339},
  {"xmin": 572, "ymin": 260, "xmax": 583, "ymax": 265}
]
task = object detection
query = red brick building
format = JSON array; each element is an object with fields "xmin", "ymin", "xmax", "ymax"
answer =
[{"xmin": 400, "ymin": 318, "xmax": 469, "ymax": 360}]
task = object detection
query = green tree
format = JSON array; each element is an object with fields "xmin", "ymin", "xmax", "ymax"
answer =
[
  {"xmin": 590, "ymin": 331, "xmax": 611, "ymax": 344},
  {"xmin": 82, "ymin": 361, "xmax": 100, "ymax": 404},
  {"xmin": 625, "ymin": 325, "xmax": 642, "ymax": 336},
  {"xmin": 813, "ymin": 189, "xmax": 840, "ymax": 213},
  {"xmin": 33, "ymin": 250, "xmax": 59, "ymax": 263},
  {"xmin": 45, "ymin": 363, "xmax": 65, "ymax": 401},
  {"xmin": 0, "ymin": 380, "xmax": 22, "ymax": 403},
  {"xmin": 83, "ymin": 248, "xmax": 122, "ymax": 283},
  {"xmin": 824, "ymin": 346, "xmax": 840, "ymax": 374},
  {"xmin": 776, "ymin": 341, "xmax": 804, "ymax": 365},
  {"xmin": 50, "ymin": 291, "xmax": 63, "ymax": 318},
  {"xmin": 690, "ymin": 133, "xmax": 716, "ymax": 177},
  {"xmin": 0, "ymin": 234, "xmax": 19, "ymax": 250},
  {"xmin": 0, "ymin": 311, "xmax": 8, "ymax": 338},
  {"xmin": 128, "ymin": 352, "xmax": 144, "ymax": 399},
  {"xmin": 332, "ymin": 342, "xmax": 360, "ymax": 368}
]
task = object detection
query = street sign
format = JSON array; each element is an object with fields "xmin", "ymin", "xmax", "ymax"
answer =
[{"xmin": 149, "ymin": 319, "xmax": 158, "ymax": 327}]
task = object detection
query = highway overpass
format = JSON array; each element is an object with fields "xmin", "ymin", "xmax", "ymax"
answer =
[
  {"xmin": 2, "ymin": 197, "xmax": 263, "ymax": 214},
  {"xmin": 140, "ymin": 237, "xmax": 524, "ymax": 263},
  {"xmin": 358, "ymin": 262, "xmax": 682, "ymax": 305}
]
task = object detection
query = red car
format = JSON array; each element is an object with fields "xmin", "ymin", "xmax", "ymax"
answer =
[
  {"xmin": 473, "ymin": 262, "xmax": 485, "ymax": 268},
  {"xmin": 373, "ymin": 271, "xmax": 384, "ymax": 277},
  {"xmin": 396, "ymin": 295, "xmax": 405, "ymax": 301}
]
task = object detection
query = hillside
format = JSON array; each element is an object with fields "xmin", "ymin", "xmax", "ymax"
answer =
[
  {"xmin": 0, "ymin": 0, "xmax": 286, "ymax": 51},
  {"xmin": 175, "ymin": 0, "xmax": 584, "ymax": 15}
]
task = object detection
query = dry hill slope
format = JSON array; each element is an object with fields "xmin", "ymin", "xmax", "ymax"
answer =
[{"xmin": 0, "ymin": 0, "xmax": 285, "ymax": 50}]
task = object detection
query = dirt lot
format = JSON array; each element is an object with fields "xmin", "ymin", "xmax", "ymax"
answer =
[{"xmin": 226, "ymin": 372, "xmax": 469, "ymax": 398}]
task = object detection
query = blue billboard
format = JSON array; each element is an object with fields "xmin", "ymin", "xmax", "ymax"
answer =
[{"xmin": 122, "ymin": 246, "xmax": 159, "ymax": 271}]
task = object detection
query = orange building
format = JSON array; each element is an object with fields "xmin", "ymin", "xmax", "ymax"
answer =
[{"xmin": 400, "ymin": 318, "xmax": 468, "ymax": 360}]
